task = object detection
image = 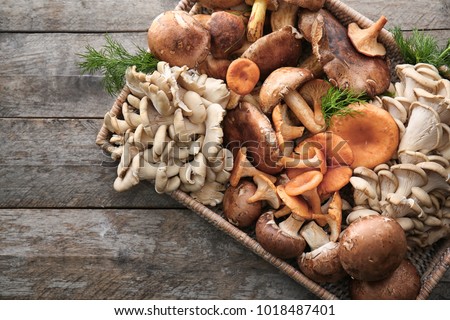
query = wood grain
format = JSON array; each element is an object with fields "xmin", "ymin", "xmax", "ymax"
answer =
[
  {"xmin": 0, "ymin": 118, "xmax": 183, "ymax": 209},
  {"xmin": 0, "ymin": 208, "xmax": 318, "ymax": 299},
  {"xmin": 1, "ymin": 0, "xmax": 448, "ymax": 31}
]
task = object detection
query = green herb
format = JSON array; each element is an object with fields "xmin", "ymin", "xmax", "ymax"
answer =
[
  {"xmin": 391, "ymin": 27, "xmax": 450, "ymax": 78},
  {"xmin": 322, "ymin": 86, "xmax": 369, "ymax": 127},
  {"xmin": 77, "ymin": 34, "xmax": 159, "ymax": 95}
]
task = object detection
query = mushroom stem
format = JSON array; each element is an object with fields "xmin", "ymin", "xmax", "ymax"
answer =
[
  {"xmin": 247, "ymin": 0, "xmax": 268, "ymax": 42},
  {"xmin": 284, "ymin": 90, "xmax": 325, "ymax": 134},
  {"xmin": 279, "ymin": 214, "xmax": 305, "ymax": 237}
]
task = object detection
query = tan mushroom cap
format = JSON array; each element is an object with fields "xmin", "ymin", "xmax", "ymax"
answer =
[
  {"xmin": 148, "ymin": 11, "xmax": 210, "ymax": 69},
  {"xmin": 298, "ymin": 79, "xmax": 331, "ymax": 127},
  {"xmin": 328, "ymin": 103, "xmax": 399, "ymax": 169},
  {"xmin": 229, "ymin": 147, "xmax": 277, "ymax": 187},
  {"xmin": 272, "ymin": 104, "xmax": 305, "ymax": 152},
  {"xmin": 260, "ymin": 67, "xmax": 326, "ymax": 134},
  {"xmin": 260, "ymin": 67, "xmax": 313, "ymax": 112},
  {"xmin": 347, "ymin": 16, "xmax": 388, "ymax": 57},
  {"xmin": 247, "ymin": 173, "xmax": 281, "ymax": 209}
]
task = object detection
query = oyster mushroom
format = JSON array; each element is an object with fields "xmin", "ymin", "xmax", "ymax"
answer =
[{"xmin": 148, "ymin": 11, "xmax": 210, "ymax": 69}]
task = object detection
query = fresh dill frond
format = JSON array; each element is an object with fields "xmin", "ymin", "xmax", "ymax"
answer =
[
  {"xmin": 322, "ymin": 86, "xmax": 369, "ymax": 127},
  {"xmin": 77, "ymin": 34, "xmax": 159, "ymax": 95},
  {"xmin": 391, "ymin": 27, "xmax": 450, "ymax": 78}
]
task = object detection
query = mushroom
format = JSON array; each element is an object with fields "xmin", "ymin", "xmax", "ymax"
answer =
[
  {"xmin": 223, "ymin": 102, "xmax": 283, "ymax": 174},
  {"xmin": 350, "ymin": 259, "xmax": 421, "ymax": 300},
  {"xmin": 397, "ymin": 102, "xmax": 443, "ymax": 154},
  {"xmin": 245, "ymin": 0, "xmax": 279, "ymax": 42},
  {"xmin": 318, "ymin": 165, "xmax": 352, "ymax": 198},
  {"xmin": 226, "ymin": 58, "xmax": 260, "ymax": 95},
  {"xmin": 272, "ymin": 104, "xmax": 305, "ymax": 154},
  {"xmin": 295, "ymin": 131, "xmax": 354, "ymax": 168},
  {"xmin": 147, "ymin": 10, "xmax": 210, "ymax": 69},
  {"xmin": 347, "ymin": 16, "xmax": 388, "ymax": 57},
  {"xmin": 298, "ymin": 241, "xmax": 347, "ymax": 283},
  {"xmin": 298, "ymin": 79, "xmax": 331, "ymax": 127},
  {"xmin": 228, "ymin": 147, "xmax": 277, "ymax": 187},
  {"xmin": 285, "ymin": 0, "xmax": 325, "ymax": 11},
  {"xmin": 247, "ymin": 174, "xmax": 281, "ymax": 209},
  {"xmin": 242, "ymin": 25, "xmax": 303, "ymax": 79},
  {"xmin": 284, "ymin": 170, "xmax": 323, "ymax": 214},
  {"xmin": 328, "ymin": 103, "xmax": 399, "ymax": 169},
  {"xmin": 270, "ymin": 0, "xmax": 298, "ymax": 31},
  {"xmin": 338, "ymin": 215, "xmax": 408, "ymax": 281},
  {"xmin": 223, "ymin": 179, "xmax": 263, "ymax": 227},
  {"xmin": 255, "ymin": 210, "xmax": 307, "ymax": 259},
  {"xmin": 197, "ymin": 0, "xmax": 245, "ymax": 9},
  {"xmin": 390, "ymin": 163, "xmax": 427, "ymax": 197},
  {"xmin": 208, "ymin": 11, "xmax": 246, "ymax": 59},
  {"xmin": 298, "ymin": 9, "xmax": 391, "ymax": 97},
  {"xmin": 260, "ymin": 67, "xmax": 326, "ymax": 134}
]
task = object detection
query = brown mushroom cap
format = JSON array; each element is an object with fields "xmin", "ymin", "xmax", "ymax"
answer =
[
  {"xmin": 350, "ymin": 259, "xmax": 421, "ymax": 300},
  {"xmin": 255, "ymin": 211, "xmax": 307, "ymax": 259},
  {"xmin": 242, "ymin": 26, "xmax": 303, "ymax": 79},
  {"xmin": 148, "ymin": 11, "xmax": 210, "ymax": 68},
  {"xmin": 298, "ymin": 9, "xmax": 391, "ymax": 97},
  {"xmin": 339, "ymin": 215, "xmax": 408, "ymax": 281},
  {"xmin": 223, "ymin": 179, "xmax": 262, "ymax": 228},
  {"xmin": 328, "ymin": 103, "xmax": 399, "ymax": 169},
  {"xmin": 298, "ymin": 242, "xmax": 348, "ymax": 283},
  {"xmin": 209, "ymin": 11, "xmax": 246, "ymax": 59},
  {"xmin": 223, "ymin": 101, "xmax": 283, "ymax": 175},
  {"xmin": 284, "ymin": 0, "xmax": 325, "ymax": 12},
  {"xmin": 198, "ymin": 0, "xmax": 245, "ymax": 9}
]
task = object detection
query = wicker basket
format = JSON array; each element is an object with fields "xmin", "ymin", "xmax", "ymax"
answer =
[{"xmin": 96, "ymin": 0, "xmax": 450, "ymax": 300}]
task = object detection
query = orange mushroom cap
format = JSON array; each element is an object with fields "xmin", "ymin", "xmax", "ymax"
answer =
[
  {"xmin": 328, "ymin": 103, "xmax": 399, "ymax": 169},
  {"xmin": 295, "ymin": 131, "xmax": 354, "ymax": 167},
  {"xmin": 226, "ymin": 58, "xmax": 260, "ymax": 95}
]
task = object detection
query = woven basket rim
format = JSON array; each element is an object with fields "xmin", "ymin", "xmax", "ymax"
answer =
[{"xmin": 96, "ymin": 0, "xmax": 450, "ymax": 300}]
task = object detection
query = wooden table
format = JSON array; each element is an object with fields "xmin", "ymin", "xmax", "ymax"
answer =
[{"xmin": 0, "ymin": 0, "xmax": 449, "ymax": 300}]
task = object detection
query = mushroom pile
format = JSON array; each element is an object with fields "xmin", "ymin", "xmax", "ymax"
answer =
[
  {"xmin": 348, "ymin": 63, "xmax": 450, "ymax": 248},
  {"xmin": 96, "ymin": 0, "xmax": 448, "ymax": 298},
  {"xmin": 99, "ymin": 61, "xmax": 234, "ymax": 206}
]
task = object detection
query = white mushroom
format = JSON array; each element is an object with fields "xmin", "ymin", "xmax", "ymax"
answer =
[
  {"xmin": 190, "ymin": 181, "xmax": 226, "ymax": 206},
  {"xmin": 397, "ymin": 102, "xmax": 442, "ymax": 154}
]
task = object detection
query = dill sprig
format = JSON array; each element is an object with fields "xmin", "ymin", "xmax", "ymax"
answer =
[
  {"xmin": 322, "ymin": 86, "xmax": 369, "ymax": 127},
  {"xmin": 77, "ymin": 34, "xmax": 159, "ymax": 95},
  {"xmin": 391, "ymin": 27, "xmax": 450, "ymax": 78}
]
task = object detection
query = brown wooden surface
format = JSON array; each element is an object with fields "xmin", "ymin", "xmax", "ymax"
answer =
[{"xmin": 0, "ymin": 0, "xmax": 448, "ymax": 300}]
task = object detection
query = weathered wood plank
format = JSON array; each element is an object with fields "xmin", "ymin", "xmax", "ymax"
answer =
[
  {"xmin": 0, "ymin": 118, "xmax": 183, "ymax": 208},
  {"xmin": 0, "ymin": 208, "xmax": 319, "ymax": 299},
  {"xmin": 0, "ymin": 0, "xmax": 448, "ymax": 31},
  {"xmin": 0, "ymin": 0, "xmax": 181, "ymax": 32}
]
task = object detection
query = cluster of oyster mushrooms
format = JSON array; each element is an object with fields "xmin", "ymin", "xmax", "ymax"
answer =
[
  {"xmin": 99, "ymin": 61, "xmax": 234, "ymax": 206},
  {"xmin": 348, "ymin": 63, "xmax": 450, "ymax": 248}
]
